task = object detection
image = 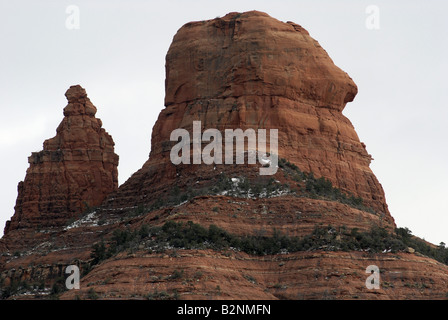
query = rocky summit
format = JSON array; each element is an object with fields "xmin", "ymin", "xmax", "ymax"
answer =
[
  {"xmin": 1, "ymin": 11, "xmax": 448, "ymax": 300},
  {"xmin": 110, "ymin": 10, "xmax": 389, "ymax": 218},
  {"xmin": 2, "ymin": 85, "xmax": 119, "ymax": 247}
]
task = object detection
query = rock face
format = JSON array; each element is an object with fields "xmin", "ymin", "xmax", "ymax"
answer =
[
  {"xmin": 61, "ymin": 248, "xmax": 448, "ymax": 300},
  {"xmin": 111, "ymin": 11, "xmax": 390, "ymax": 221},
  {"xmin": 2, "ymin": 11, "xmax": 448, "ymax": 301},
  {"xmin": 3, "ymin": 85, "xmax": 119, "ymax": 234}
]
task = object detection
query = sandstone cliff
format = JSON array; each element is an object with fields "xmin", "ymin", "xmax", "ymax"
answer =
[
  {"xmin": 1, "ymin": 11, "xmax": 447, "ymax": 301},
  {"xmin": 109, "ymin": 11, "xmax": 390, "ymax": 221},
  {"xmin": 3, "ymin": 85, "xmax": 119, "ymax": 235}
]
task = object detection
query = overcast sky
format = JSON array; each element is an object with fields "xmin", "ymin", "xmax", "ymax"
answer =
[{"xmin": 1, "ymin": 0, "xmax": 447, "ymax": 245}]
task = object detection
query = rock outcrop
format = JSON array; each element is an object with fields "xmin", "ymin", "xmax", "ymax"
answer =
[
  {"xmin": 3, "ymin": 85, "xmax": 119, "ymax": 234},
  {"xmin": 110, "ymin": 11, "xmax": 390, "ymax": 222},
  {"xmin": 61, "ymin": 248, "xmax": 448, "ymax": 300},
  {"xmin": 1, "ymin": 11, "xmax": 448, "ymax": 301}
]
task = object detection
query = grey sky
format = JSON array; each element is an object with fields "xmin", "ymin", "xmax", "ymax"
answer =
[{"xmin": 1, "ymin": 0, "xmax": 447, "ymax": 245}]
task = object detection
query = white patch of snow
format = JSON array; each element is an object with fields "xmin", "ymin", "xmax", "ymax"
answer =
[
  {"xmin": 174, "ymin": 200, "xmax": 188, "ymax": 208},
  {"xmin": 63, "ymin": 211, "xmax": 98, "ymax": 230}
]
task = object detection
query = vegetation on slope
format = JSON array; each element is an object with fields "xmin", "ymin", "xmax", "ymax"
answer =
[
  {"xmin": 3, "ymin": 222, "xmax": 447, "ymax": 299},
  {"xmin": 89, "ymin": 221, "xmax": 448, "ymax": 268},
  {"xmin": 126, "ymin": 157, "xmax": 376, "ymax": 220}
]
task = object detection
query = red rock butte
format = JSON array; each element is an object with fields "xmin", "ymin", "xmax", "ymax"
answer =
[
  {"xmin": 2, "ymin": 11, "xmax": 448, "ymax": 301},
  {"xmin": 112, "ymin": 10, "xmax": 391, "ymax": 222},
  {"xmin": 4, "ymin": 85, "xmax": 119, "ymax": 234}
]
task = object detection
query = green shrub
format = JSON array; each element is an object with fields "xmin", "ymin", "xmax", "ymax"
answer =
[
  {"xmin": 87, "ymin": 288, "xmax": 99, "ymax": 300},
  {"xmin": 279, "ymin": 158, "xmax": 375, "ymax": 213},
  {"xmin": 87, "ymin": 221, "xmax": 448, "ymax": 277},
  {"xmin": 169, "ymin": 269, "xmax": 184, "ymax": 280}
]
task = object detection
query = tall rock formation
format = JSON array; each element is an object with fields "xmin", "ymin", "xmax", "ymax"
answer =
[
  {"xmin": 4, "ymin": 85, "xmax": 119, "ymax": 234},
  {"xmin": 111, "ymin": 11, "xmax": 390, "ymax": 220},
  {"xmin": 3, "ymin": 11, "xmax": 448, "ymax": 301}
]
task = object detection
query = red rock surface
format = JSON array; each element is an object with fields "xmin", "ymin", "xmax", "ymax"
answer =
[
  {"xmin": 60, "ymin": 249, "xmax": 448, "ymax": 300},
  {"xmin": 110, "ymin": 10, "xmax": 389, "ymax": 220},
  {"xmin": 3, "ymin": 85, "xmax": 119, "ymax": 234},
  {"xmin": 1, "ymin": 11, "xmax": 448, "ymax": 301}
]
